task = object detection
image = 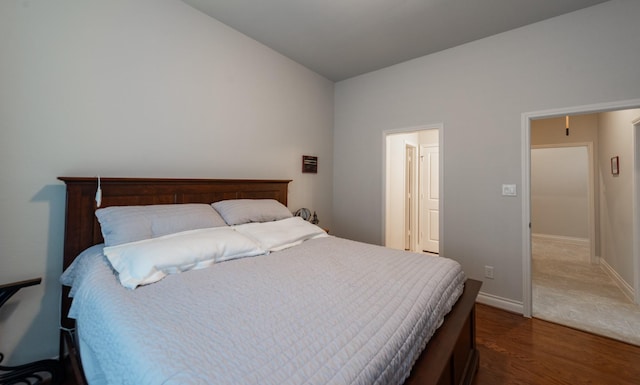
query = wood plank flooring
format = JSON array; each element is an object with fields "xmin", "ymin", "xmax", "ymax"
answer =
[
  {"xmin": 473, "ymin": 303, "xmax": 640, "ymax": 385},
  {"xmin": 60, "ymin": 303, "xmax": 640, "ymax": 385}
]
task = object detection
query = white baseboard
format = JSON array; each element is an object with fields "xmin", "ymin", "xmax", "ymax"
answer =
[
  {"xmin": 599, "ymin": 258, "xmax": 635, "ymax": 302},
  {"xmin": 477, "ymin": 291, "xmax": 524, "ymax": 315},
  {"xmin": 531, "ymin": 233, "xmax": 589, "ymax": 246}
]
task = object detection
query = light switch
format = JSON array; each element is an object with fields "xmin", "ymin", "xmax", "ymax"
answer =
[{"xmin": 502, "ymin": 184, "xmax": 517, "ymax": 196}]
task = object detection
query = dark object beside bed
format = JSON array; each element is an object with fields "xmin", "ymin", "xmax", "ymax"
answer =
[
  {"xmin": 58, "ymin": 177, "xmax": 481, "ymax": 385},
  {"xmin": 1, "ymin": 278, "xmax": 63, "ymax": 384}
]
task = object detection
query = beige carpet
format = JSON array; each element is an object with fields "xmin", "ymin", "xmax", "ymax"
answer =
[{"xmin": 532, "ymin": 236, "xmax": 640, "ymax": 346}]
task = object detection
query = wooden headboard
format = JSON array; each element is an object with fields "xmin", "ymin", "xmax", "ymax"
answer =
[{"xmin": 57, "ymin": 177, "xmax": 291, "ymax": 327}]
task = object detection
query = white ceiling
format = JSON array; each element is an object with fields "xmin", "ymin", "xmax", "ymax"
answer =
[{"xmin": 182, "ymin": 0, "xmax": 609, "ymax": 81}]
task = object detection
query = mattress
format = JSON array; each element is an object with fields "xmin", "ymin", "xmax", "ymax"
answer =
[{"xmin": 63, "ymin": 236, "xmax": 465, "ymax": 385}]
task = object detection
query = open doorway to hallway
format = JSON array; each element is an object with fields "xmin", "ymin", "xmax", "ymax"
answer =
[
  {"xmin": 384, "ymin": 126, "xmax": 441, "ymax": 255},
  {"xmin": 528, "ymin": 109, "xmax": 640, "ymax": 346}
]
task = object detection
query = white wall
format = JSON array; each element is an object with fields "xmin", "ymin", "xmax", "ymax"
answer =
[
  {"xmin": 0, "ymin": 0, "xmax": 333, "ymax": 363},
  {"xmin": 531, "ymin": 114, "xmax": 600, "ymax": 251},
  {"xmin": 334, "ymin": 1, "xmax": 640, "ymax": 307},
  {"xmin": 598, "ymin": 109, "xmax": 640, "ymax": 285},
  {"xmin": 531, "ymin": 147, "xmax": 589, "ymax": 239},
  {"xmin": 419, "ymin": 130, "xmax": 439, "ymax": 146}
]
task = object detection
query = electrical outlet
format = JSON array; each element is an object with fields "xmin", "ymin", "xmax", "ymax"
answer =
[{"xmin": 484, "ymin": 265, "xmax": 494, "ymax": 279}]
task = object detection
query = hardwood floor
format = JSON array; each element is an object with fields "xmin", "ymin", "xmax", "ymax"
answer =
[
  {"xmin": 473, "ymin": 303, "xmax": 640, "ymax": 385},
  {"xmin": 58, "ymin": 303, "xmax": 640, "ymax": 385}
]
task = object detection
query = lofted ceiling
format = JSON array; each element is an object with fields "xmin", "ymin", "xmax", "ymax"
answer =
[{"xmin": 182, "ymin": 0, "xmax": 609, "ymax": 81}]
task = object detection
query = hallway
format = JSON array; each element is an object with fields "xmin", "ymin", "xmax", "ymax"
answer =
[{"xmin": 532, "ymin": 236, "xmax": 640, "ymax": 346}]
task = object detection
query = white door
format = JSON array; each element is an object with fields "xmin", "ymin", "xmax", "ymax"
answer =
[{"xmin": 420, "ymin": 145, "xmax": 439, "ymax": 253}]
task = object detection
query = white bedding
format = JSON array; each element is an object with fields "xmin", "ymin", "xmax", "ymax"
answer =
[
  {"xmin": 63, "ymin": 236, "xmax": 464, "ymax": 385},
  {"xmin": 103, "ymin": 227, "xmax": 266, "ymax": 289},
  {"xmin": 233, "ymin": 216, "xmax": 329, "ymax": 251}
]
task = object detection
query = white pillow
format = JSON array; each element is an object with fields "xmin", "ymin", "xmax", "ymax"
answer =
[
  {"xmin": 212, "ymin": 199, "xmax": 292, "ymax": 225},
  {"xmin": 96, "ymin": 204, "xmax": 228, "ymax": 246},
  {"xmin": 233, "ymin": 217, "xmax": 328, "ymax": 251},
  {"xmin": 103, "ymin": 227, "xmax": 265, "ymax": 289}
]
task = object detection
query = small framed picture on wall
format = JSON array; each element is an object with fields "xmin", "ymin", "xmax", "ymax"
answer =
[
  {"xmin": 302, "ymin": 155, "xmax": 318, "ymax": 173},
  {"xmin": 611, "ymin": 156, "xmax": 619, "ymax": 175}
]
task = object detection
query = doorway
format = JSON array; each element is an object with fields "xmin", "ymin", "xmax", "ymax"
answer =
[
  {"xmin": 522, "ymin": 100, "xmax": 640, "ymax": 318},
  {"xmin": 524, "ymin": 106, "xmax": 640, "ymax": 345},
  {"xmin": 384, "ymin": 125, "xmax": 442, "ymax": 254}
]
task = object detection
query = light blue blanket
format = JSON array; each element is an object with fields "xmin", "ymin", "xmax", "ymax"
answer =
[{"xmin": 62, "ymin": 236, "xmax": 464, "ymax": 385}]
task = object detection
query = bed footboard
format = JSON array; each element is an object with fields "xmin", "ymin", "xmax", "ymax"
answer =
[
  {"xmin": 404, "ymin": 279, "xmax": 482, "ymax": 385},
  {"xmin": 62, "ymin": 278, "xmax": 482, "ymax": 385}
]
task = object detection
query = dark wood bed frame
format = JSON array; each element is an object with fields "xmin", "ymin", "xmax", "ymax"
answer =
[{"xmin": 58, "ymin": 177, "xmax": 481, "ymax": 385}]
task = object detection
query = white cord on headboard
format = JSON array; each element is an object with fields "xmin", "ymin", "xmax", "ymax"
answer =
[{"xmin": 95, "ymin": 176, "xmax": 102, "ymax": 207}]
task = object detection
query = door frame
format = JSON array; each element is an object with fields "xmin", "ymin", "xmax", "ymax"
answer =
[
  {"xmin": 405, "ymin": 142, "xmax": 418, "ymax": 251},
  {"xmin": 383, "ymin": 123, "xmax": 444, "ymax": 255},
  {"xmin": 633, "ymin": 116, "xmax": 640, "ymax": 303},
  {"xmin": 522, "ymin": 98, "xmax": 640, "ymax": 317}
]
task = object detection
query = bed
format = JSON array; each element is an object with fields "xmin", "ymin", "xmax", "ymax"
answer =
[{"xmin": 58, "ymin": 177, "xmax": 481, "ymax": 385}]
